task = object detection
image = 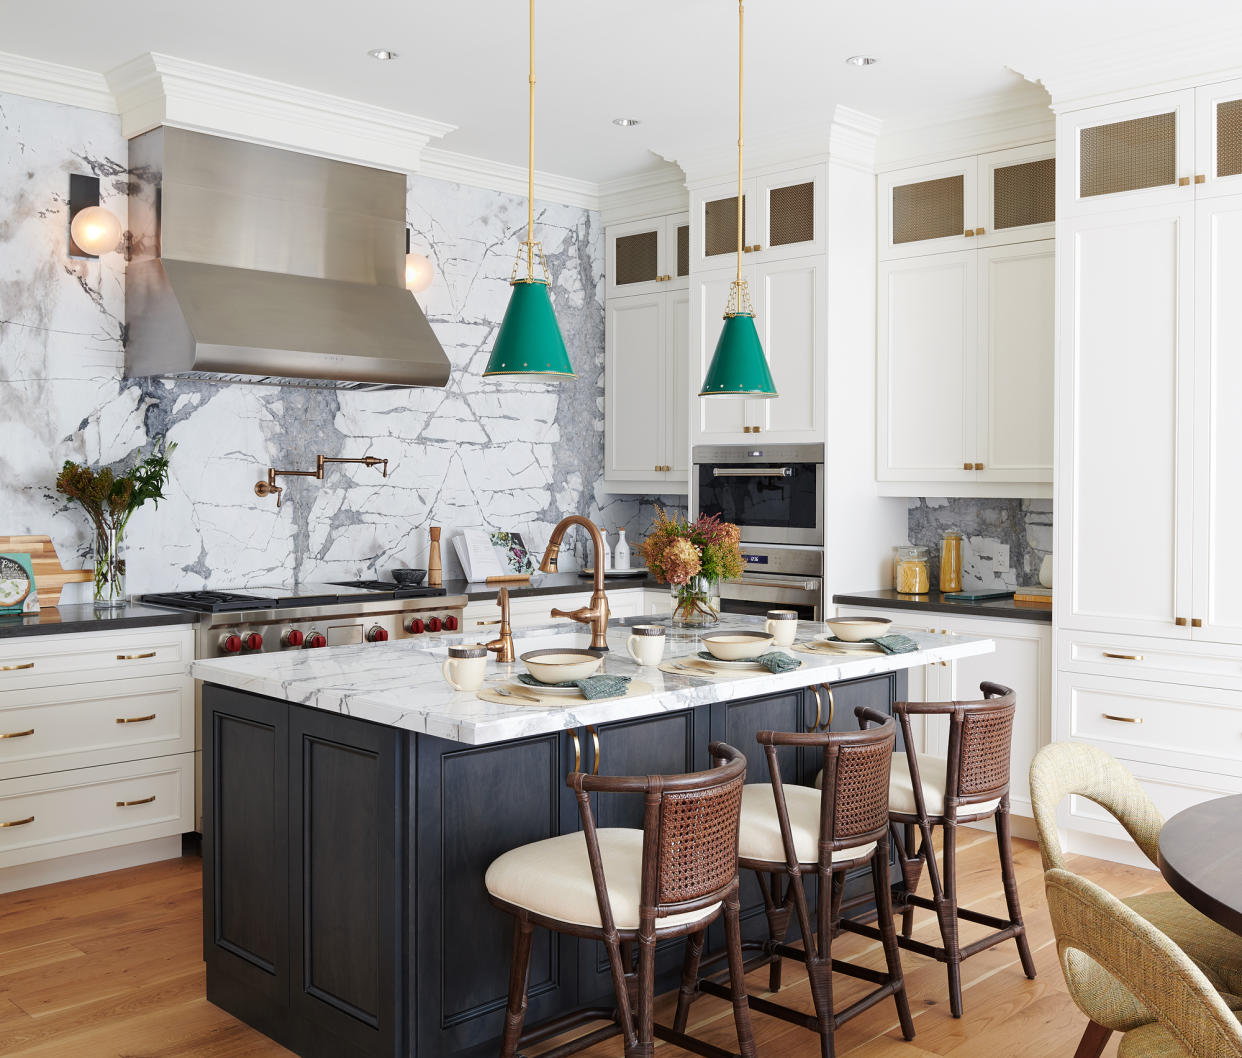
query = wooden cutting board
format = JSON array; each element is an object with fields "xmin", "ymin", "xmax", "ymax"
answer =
[{"xmin": 0, "ymin": 535, "xmax": 93, "ymax": 607}]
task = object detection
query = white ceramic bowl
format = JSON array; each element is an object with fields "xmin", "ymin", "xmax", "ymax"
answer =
[
  {"xmin": 520, "ymin": 648, "xmax": 604, "ymax": 684},
  {"xmin": 824, "ymin": 616, "xmax": 892, "ymax": 642},
  {"xmin": 699, "ymin": 630, "xmax": 774, "ymax": 661}
]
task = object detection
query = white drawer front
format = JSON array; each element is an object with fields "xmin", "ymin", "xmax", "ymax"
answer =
[
  {"xmin": 0, "ymin": 674, "xmax": 194, "ymax": 780},
  {"xmin": 1060, "ymin": 631, "xmax": 1242, "ymax": 690},
  {"xmin": 0, "ymin": 627, "xmax": 193, "ymax": 691},
  {"xmin": 0, "ymin": 753, "xmax": 193, "ymax": 868},
  {"xmin": 1063, "ymin": 671, "xmax": 1242, "ymax": 778}
]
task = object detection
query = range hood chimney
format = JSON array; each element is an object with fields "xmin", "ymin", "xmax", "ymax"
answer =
[{"xmin": 125, "ymin": 127, "xmax": 450, "ymax": 390}]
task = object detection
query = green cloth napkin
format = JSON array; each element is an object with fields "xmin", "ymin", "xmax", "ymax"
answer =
[
  {"xmin": 516, "ymin": 673, "xmax": 633, "ymax": 700},
  {"xmin": 696, "ymin": 650, "xmax": 801, "ymax": 673},
  {"xmin": 821, "ymin": 633, "xmax": 919, "ymax": 655}
]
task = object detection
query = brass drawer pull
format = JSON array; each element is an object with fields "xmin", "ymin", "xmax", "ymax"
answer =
[
  {"xmin": 1175, "ymin": 617, "xmax": 1188, "ymax": 626},
  {"xmin": 116, "ymin": 796, "xmax": 156, "ymax": 807},
  {"xmin": 1102, "ymin": 651, "xmax": 1144, "ymax": 661},
  {"xmin": 1103, "ymin": 713, "xmax": 1143, "ymax": 725},
  {"xmin": 116, "ymin": 651, "xmax": 157, "ymax": 661},
  {"xmin": 808, "ymin": 686, "xmax": 824, "ymax": 732},
  {"xmin": 1, "ymin": 816, "xmax": 34, "ymax": 828},
  {"xmin": 1179, "ymin": 176, "xmax": 1191, "ymax": 187},
  {"xmin": 474, "ymin": 619, "xmax": 502, "ymax": 626},
  {"xmin": 0, "ymin": 662, "xmax": 34, "ymax": 672},
  {"xmin": 116, "ymin": 714, "xmax": 157, "ymax": 725},
  {"xmin": 1, "ymin": 729, "xmax": 34, "ymax": 739},
  {"xmin": 1191, "ymin": 618, "xmax": 1203, "ymax": 628},
  {"xmin": 588, "ymin": 725, "xmax": 600, "ymax": 776},
  {"xmin": 1195, "ymin": 174, "xmax": 1206, "ymax": 184}
]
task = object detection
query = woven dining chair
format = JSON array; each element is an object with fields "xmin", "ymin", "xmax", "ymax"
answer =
[
  {"xmin": 880, "ymin": 681, "xmax": 1035, "ymax": 1017},
  {"xmin": 1045, "ymin": 866, "xmax": 1242, "ymax": 1058},
  {"xmin": 697, "ymin": 707, "xmax": 913, "ymax": 1058},
  {"xmin": 1030, "ymin": 741, "xmax": 1242, "ymax": 1057},
  {"xmin": 485, "ymin": 740, "xmax": 756, "ymax": 1058}
]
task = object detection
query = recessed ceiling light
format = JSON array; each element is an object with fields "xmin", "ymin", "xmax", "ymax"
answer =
[
  {"xmin": 612, "ymin": 117, "xmax": 641, "ymax": 128},
  {"xmin": 368, "ymin": 49, "xmax": 399, "ymax": 61},
  {"xmin": 846, "ymin": 55, "xmax": 878, "ymax": 66}
]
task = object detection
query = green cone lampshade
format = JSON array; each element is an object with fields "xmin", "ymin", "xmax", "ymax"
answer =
[
  {"xmin": 483, "ymin": 279, "xmax": 575, "ymax": 378},
  {"xmin": 698, "ymin": 312, "xmax": 777, "ymax": 397}
]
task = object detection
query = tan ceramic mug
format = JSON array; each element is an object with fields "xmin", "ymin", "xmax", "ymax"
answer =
[
  {"xmin": 764, "ymin": 609, "xmax": 799, "ymax": 647},
  {"xmin": 626, "ymin": 624, "xmax": 666, "ymax": 666},
  {"xmin": 442, "ymin": 644, "xmax": 488, "ymax": 691}
]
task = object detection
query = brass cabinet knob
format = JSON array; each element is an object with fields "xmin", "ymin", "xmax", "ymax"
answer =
[
  {"xmin": 1195, "ymin": 174, "xmax": 1206, "ymax": 184},
  {"xmin": 1192, "ymin": 617, "xmax": 1203, "ymax": 627},
  {"xmin": 974, "ymin": 227, "xmax": 985, "ymax": 236},
  {"xmin": 963, "ymin": 462, "xmax": 973, "ymax": 471},
  {"xmin": 1179, "ymin": 176, "xmax": 1191, "ymax": 186},
  {"xmin": 974, "ymin": 462, "xmax": 984, "ymax": 471},
  {"xmin": 1175, "ymin": 616, "xmax": 1188, "ymax": 626},
  {"xmin": 964, "ymin": 229, "xmax": 975, "ymax": 237}
]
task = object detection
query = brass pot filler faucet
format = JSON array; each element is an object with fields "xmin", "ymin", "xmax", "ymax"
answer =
[{"xmin": 255, "ymin": 454, "xmax": 388, "ymax": 508}]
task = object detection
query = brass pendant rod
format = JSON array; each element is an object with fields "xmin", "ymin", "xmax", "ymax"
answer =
[
  {"xmin": 736, "ymin": 0, "xmax": 744, "ymax": 287},
  {"xmin": 526, "ymin": 0, "xmax": 536, "ymax": 281}
]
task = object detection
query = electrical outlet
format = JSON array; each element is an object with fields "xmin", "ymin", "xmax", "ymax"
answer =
[{"xmin": 993, "ymin": 544, "xmax": 1010, "ymax": 572}]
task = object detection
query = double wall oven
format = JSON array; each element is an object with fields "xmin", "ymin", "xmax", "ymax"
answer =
[{"xmin": 691, "ymin": 443, "xmax": 825, "ymax": 620}]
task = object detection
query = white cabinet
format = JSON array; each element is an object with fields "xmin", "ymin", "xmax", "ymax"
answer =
[
  {"xmin": 606, "ymin": 213, "xmax": 689, "ymax": 298},
  {"xmin": 876, "ymin": 239, "xmax": 1053, "ymax": 495},
  {"xmin": 690, "ymin": 166, "xmax": 823, "ymax": 272},
  {"xmin": 833, "ymin": 606, "xmax": 1051, "ymax": 819},
  {"xmin": 0, "ymin": 625, "xmax": 195, "ymax": 891},
  {"xmin": 691, "ymin": 258, "xmax": 826, "ymax": 446},
  {"xmin": 1194, "ymin": 77, "xmax": 1242, "ymax": 201},
  {"xmin": 603, "ymin": 215, "xmax": 691, "ymax": 494}
]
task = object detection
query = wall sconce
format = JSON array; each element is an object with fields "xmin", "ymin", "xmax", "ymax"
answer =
[
  {"xmin": 405, "ymin": 228, "xmax": 434, "ymax": 294},
  {"xmin": 68, "ymin": 173, "xmax": 122, "ymax": 257}
]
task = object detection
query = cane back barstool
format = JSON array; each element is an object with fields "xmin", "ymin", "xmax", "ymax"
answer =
[
  {"xmin": 874, "ymin": 680, "xmax": 1036, "ymax": 1018},
  {"xmin": 694, "ymin": 707, "xmax": 913, "ymax": 1058},
  {"xmin": 485, "ymin": 740, "xmax": 756, "ymax": 1058}
]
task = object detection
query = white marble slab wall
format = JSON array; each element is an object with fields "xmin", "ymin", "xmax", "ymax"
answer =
[
  {"xmin": 0, "ymin": 91, "xmax": 683, "ymax": 599},
  {"xmin": 906, "ymin": 497, "xmax": 1053, "ymax": 591}
]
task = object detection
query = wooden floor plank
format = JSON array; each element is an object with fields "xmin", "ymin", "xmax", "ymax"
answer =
[{"xmin": 0, "ymin": 834, "xmax": 1164, "ymax": 1056}]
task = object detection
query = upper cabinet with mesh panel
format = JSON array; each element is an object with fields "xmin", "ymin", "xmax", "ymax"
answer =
[
  {"xmin": 1195, "ymin": 77, "xmax": 1242, "ymax": 201},
  {"xmin": 880, "ymin": 146, "xmax": 1055, "ymax": 260},
  {"xmin": 690, "ymin": 165, "xmax": 824, "ymax": 271},
  {"xmin": 605, "ymin": 212, "xmax": 689, "ymax": 298}
]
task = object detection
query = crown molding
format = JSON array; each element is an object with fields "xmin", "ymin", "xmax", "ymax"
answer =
[
  {"xmin": 0, "ymin": 50, "xmax": 116, "ymax": 114},
  {"xmin": 876, "ymin": 95, "xmax": 1054, "ymax": 171},
  {"xmin": 106, "ymin": 52, "xmax": 456, "ymax": 173},
  {"xmin": 1011, "ymin": 23, "xmax": 1242, "ymax": 112},
  {"xmin": 419, "ymin": 147, "xmax": 601, "ymax": 210},
  {"xmin": 828, "ymin": 106, "xmax": 883, "ymax": 173},
  {"xmin": 598, "ymin": 166, "xmax": 688, "ymax": 225}
]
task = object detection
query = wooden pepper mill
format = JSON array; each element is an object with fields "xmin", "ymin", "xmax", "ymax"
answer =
[{"xmin": 427, "ymin": 526, "xmax": 443, "ymax": 587}]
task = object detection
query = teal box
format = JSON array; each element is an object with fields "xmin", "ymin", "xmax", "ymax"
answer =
[{"xmin": 0, "ymin": 553, "xmax": 39, "ymax": 615}]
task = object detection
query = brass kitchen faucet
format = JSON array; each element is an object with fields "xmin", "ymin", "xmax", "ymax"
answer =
[{"xmin": 254, "ymin": 455, "xmax": 388, "ymax": 508}]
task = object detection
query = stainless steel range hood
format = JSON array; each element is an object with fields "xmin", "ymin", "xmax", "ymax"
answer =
[{"xmin": 125, "ymin": 127, "xmax": 450, "ymax": 390}]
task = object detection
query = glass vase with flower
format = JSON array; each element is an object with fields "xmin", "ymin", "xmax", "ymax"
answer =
[{"xmin": 639, "ymin": 508, "xmax": 744, "ymax": 627}]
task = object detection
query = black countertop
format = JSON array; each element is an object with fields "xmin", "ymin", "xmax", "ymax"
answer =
[
  {"xmin": 442, "ymin": 570, "xmax": 659, "ymax": 601},
  {"xmin": 0, "ymin": 602, "xmax": 196, "ymax": 640},
  {"xmin": 832, "ymin": 588, "xmax": 1052, "ymax": 623}
]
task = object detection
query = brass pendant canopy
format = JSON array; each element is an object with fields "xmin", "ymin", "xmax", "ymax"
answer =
[
  {"xmin": 483, "ymin": 0, "xmax": 574, "ymax": 380},
  {"xmin": 698, "ymin": 0, "xmax": 777, "ymax": 399}
]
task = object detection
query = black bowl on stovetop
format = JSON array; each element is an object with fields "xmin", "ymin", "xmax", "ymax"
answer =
[{"xmin": 391, "ymin": 568, "xmax": 427, "ymax": 586}]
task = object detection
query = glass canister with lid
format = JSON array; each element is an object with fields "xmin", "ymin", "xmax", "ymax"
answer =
[
  {"xmin": 894, "ymin": 545, "xmax": 931, "ymax": 595},
  {"xmin": 939, "ymin": 530, "xmax": 963, "ymax": 593}
]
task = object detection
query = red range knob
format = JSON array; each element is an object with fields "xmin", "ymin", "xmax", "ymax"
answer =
[
  {"xmin": 426, "ymin": 616, "xmax": 442, "ymax": 632},
  {"xmin": 366, "ymin": 626, "xmax": 389, "ymax": 643},
  {"xmin": 219, "ymin": 633, "xmax": 242, "ymax": 655},
  {"xmin": 241, "ymin": 632, "xmax": 263, "ymax": 651},
  {"xmin": 305, "ymin": 632, "xmax": 327, "ymax": 649},
  {"xmin": 281, "ymin": 629, "xmax": 304, "ymax": 648},
  {"xmin": 404, "ymin": 617, "xmax": 425, "ymax": 635},
  {"xmin": 443, "ymin": 615, "xmax": 458, "ymax": 631}
]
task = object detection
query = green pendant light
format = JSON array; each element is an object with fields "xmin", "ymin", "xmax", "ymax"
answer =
[
  {"xmin": 698, "ymin": 0, "xmax": 777, "ymax": 399},
  {"xmin": 483, "ymin": 0, "xmax": 575, "ymax": 379}
]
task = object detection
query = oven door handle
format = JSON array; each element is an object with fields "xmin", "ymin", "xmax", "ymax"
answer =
[
  {"xmin": 725, "ymin": 576, "xmax": 822, "ymax": 592},
  {"xmin": 712, "ymin": 467, "xmax": 792, "ymax": 478}
]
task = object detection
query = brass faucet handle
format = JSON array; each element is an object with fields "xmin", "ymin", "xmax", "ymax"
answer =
[
  {"xmin": 254, "ymin": 480, "xmax": 284, "ymax": 508},
  {"xmin": 551, "ymin": 605, "xmax": 599, "ymax": 624}
]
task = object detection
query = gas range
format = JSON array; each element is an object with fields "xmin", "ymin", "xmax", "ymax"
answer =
[{"xmin": 142, "ymin": 582, "xmax": 468, "ymax": 659}]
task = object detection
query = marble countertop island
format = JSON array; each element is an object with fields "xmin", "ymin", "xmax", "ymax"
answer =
[{"xmin": 192, "ymin": 615, "xmax": 993, "ymax": 746}]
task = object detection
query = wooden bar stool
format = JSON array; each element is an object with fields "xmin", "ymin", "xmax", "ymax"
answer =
[
  {"xmin": 698, "ymin": 708, "xmax": 914, "ymax": 1058},
  {"xmin": 871, "ymin": 680, "xmax": 1036, "ymax": 1017},
  {"xmin": 485, "ymin": 740, "xmax": 756, "ymax": 1058}
]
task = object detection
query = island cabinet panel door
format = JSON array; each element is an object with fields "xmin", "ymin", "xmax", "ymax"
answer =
[
  {"xmin": 288, "ymin": 708, "xmax": 405, "ymax": 1058},
  {"xmin": 414, "ymin": 731, "xmax": 579, "ymax": 1058},
  {"xmin": 203, "ymin": 688, "xmax": 291, "ymax": 1042},
  {"xmin": 574, "ymin": 708, "xmax": 711, "ymax": 1006}
]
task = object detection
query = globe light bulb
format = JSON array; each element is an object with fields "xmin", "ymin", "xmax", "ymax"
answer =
[
  {"xmin": 405, "ymin": 252, "xmax": 433, "ymax": 293},
  {"xmin": 70, "ymin": 206, "xmax": 122, "ymax": 255}
]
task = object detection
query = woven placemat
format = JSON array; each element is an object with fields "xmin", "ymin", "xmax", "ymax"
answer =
[
  {"xmin": 477, "ymin": 678, "xmax": 654, "ymax": 708},
  {"xmin": 656, "ymin": 656, "xmax": 802, "ymax": 679},
  {"xmin": 792, "ymin": 640, "xmax": 883, "ymax": 657}
]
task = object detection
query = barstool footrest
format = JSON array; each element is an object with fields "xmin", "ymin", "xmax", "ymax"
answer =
[
  {"xmin": 514, "ymin": 1007, "xmax": 618, "ymax": 1055},
  {"xmin": 653, "ymin": 1021, "xmax": 751, "ymax": 1058}
]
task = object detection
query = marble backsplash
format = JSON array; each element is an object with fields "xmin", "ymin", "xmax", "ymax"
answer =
[
  {"xmin": 906, "ymin": 497, "xmax": 1052, "ymax": 591},
  {"xmin": 0, "ymin": 91, "xmax": 680, "ymax": 600}
]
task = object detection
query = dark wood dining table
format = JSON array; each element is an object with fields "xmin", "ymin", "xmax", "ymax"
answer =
[{"xmin": 1158, "ymin": 793, "xmax": 1242, "ymax": 937}]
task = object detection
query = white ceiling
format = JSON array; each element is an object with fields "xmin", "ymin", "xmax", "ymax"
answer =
[{"xmin": 1, "ymin": 0, "xmax": 1241, "ymax": 183}]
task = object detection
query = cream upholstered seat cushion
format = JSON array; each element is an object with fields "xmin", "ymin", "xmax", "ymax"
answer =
[
  {"xmin": 1126, "ymin": 892, "xmax": 1242, "ymax": 999},
  {"xmin": 1118, "ymin": 1016, "xmax": 1242, "ymax": 1058},
  {"xmin": 888, "ymin": 751, "xmax": 1001, "ymax": 818},
  {"xmin": 485, "ymin": 828, "xmax": 720, "ymax": 932},
  {"xmin": 737, "ymin": 783, "xmax": 875, "ymax": 866}
]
